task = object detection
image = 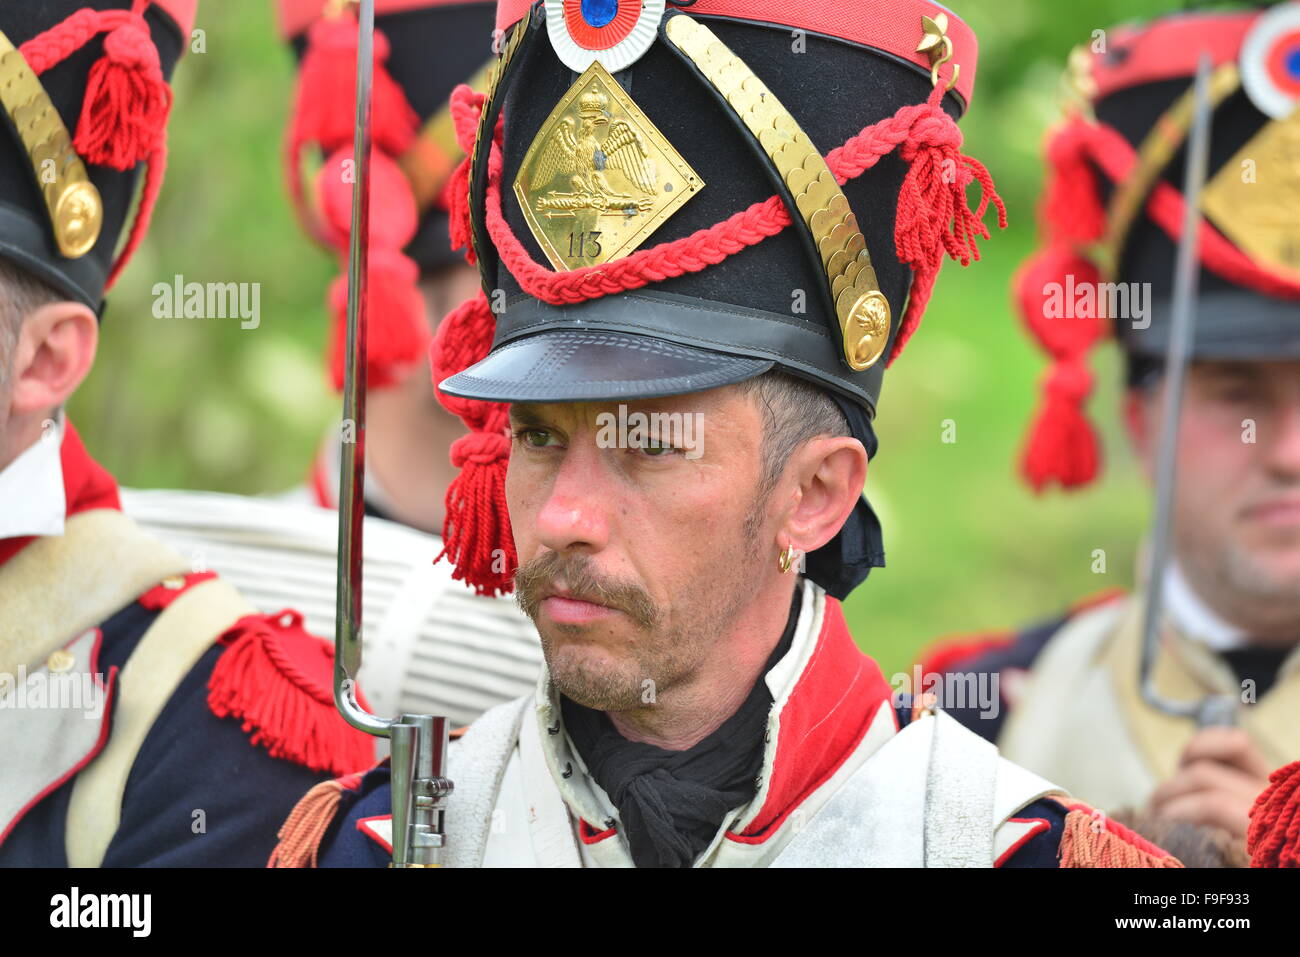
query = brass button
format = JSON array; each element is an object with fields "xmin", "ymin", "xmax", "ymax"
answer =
[
  {"xmin": 46, "ymin": 649, "xmax": 75, "ymax": 673},
  {"xmin": 161, "ymin": 575, "xmax": 186, "ymax": 590}
]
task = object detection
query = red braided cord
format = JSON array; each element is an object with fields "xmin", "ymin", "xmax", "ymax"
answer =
[
  {"xmin": 106, "ymin": 143, "xmax": 165, "ymax": 289},
  {"xmin": 471, "ymin": 77, "xmax": 1003, "ymax": 367},
  {"xmin": 1073, "ymin": 118, "xmax": 1300, "ymax": 300},
  {"xmin": 19, "ymin": 8, "xmax": 137, "ymax": 73}
]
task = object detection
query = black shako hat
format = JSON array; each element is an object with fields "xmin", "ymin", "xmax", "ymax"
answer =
[
  {"xmin": 0, "ymin": 0, "xmax": 191, "ymax": 308},
  {"xmin": 279, "ymin": 0, "xmax": 497, "ymax": 389},
  {"xmin": 1018, "ymin": 3, "xmax": 1300, "ymax": 491},
  {"xmin": 429, "ymin": 0, "xmax": 1004, "ymax": 598}
]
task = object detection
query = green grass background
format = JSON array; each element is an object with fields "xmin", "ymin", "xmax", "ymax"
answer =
[{"xmin": 69, "ymin": 0, "xmax": 1174, "ymax": 677}]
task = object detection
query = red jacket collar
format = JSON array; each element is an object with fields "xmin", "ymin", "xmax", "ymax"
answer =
[
  {"xmin": 0, "ymin": 420, "xmax": 120, "ymax": 568},
  {"xmin": 732, "ymin": 596, "xmax": 894, "ymax": 841}
]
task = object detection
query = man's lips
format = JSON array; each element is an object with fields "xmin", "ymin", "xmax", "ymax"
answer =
[
  {"xmin": 1241, "ymin": 498, "xmax": 1300, "ymax": 527},
  {"xmin": 540, "ymin": 591, "xmax": 620, "ymax": 625}
]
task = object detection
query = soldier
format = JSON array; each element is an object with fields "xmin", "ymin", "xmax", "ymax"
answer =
[
  {"xmin": 0, "ymin": 0, "xmax": 373, "ymax": 867},
  {"xmin": 275, "ymin": 0, "xmax": 497, "ymax": 533},
  {"xmin": 124, "ymin": 0, "xmax": 544, "ymax": 727},
  {"xmin": 272, "ymin": 0, "xmax": 1178, "ymax": 868},
  {"xmin": 921, "ymin": 4, "xmax": 1300, "ymax": 853}
]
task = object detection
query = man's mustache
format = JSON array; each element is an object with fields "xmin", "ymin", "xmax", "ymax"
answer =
[{"xmin": 514, "ymin": 552, "xmax": 661, "ymax": 630}]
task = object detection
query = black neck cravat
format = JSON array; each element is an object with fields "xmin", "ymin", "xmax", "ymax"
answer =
[{"xmin": 562, "ymin": 589, "xmax": 801, "ymax": 868}]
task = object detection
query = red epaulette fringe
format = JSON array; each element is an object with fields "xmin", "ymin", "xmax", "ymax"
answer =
[{"xmin": 208, "ymin": 610, "xmax": 374, "ymax": 777}]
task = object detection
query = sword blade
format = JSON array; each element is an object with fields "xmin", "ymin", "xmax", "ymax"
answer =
[
  {"xmin": 334, "ymin": 0, "xmax": 387, "ymax": 737},
  {"xmin": 1138, "ymin": 53, "xmax": 1228, "ymax": 724}
]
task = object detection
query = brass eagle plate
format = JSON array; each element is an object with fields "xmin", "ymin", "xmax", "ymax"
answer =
[
  {"xmin": 513, "ymin": 61, "xmax": 703, "ymax": 271},
  {"xmin": 1201, "ymin": 106, "xmax": 1300, "ymax": 276}
]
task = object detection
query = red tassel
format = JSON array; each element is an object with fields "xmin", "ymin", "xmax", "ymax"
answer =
[
  {"xmin": 1013, "ymin": 245, "xmax": 1106, "ymax": 491},
  {"xmin": 428, "ymin": 289, "xmax": 516, "ymax": 595},
  {"xmin": 1249, "ymin": 761, "xmax": 1300, "ymax": 868},
  {"xmin": 208, "ymin": 611, "xmax": 374, "ymax": 777},
  {"xmin": 1042, "ymin": 118, "xmax": 1106, "ymax": 245},
  {"xmin": 439, "ymin": 430, "xmax": 516, "ymax": 597},
  {"xmin": 1020, "ymin": 358, "xmax": 1100, "ymax": 490},
  {"xmin": 74, "ymin": 19, "xmax": 172, "ymax": 170},
  {"xmin": 327, "ymin": 248, "xmax": 429, "ymax": 390},
  {"xmin": 888, "ymin": 96, "xmax": 1006, "ymax": 363}
]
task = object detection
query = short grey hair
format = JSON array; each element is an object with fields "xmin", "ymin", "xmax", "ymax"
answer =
[
  {"xmin": 736, "ymin": 369, "xmax": 852, "ymax": 497},
  {"xmin": 0, "ymin": 258, "xmax": 64, "ymax": 392}
]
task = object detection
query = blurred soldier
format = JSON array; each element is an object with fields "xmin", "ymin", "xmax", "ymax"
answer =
[
  {"xmin": 126, "ymin": 0, "xmax": 544, "ymax": 726},
  {"xmin": 0, "ymin": 0, "xmax": 373, "ymax": 867},
  {"xmin": 277, "ymin": 0, "xmax": 544, "ymax": 720},
  {"xmin": 273, "ymin": 0, "xmax": 1178, "ymax": 868},
  {"xmin": 277, "ymin": 0, "xmax": 495, "ymax": 532},
  {"xmin": 921, "ymin": 3, "xmax": 1300, "ymax": 853}
]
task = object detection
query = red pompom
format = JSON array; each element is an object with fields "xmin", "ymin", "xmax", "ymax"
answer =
[
  {"xmin": 1014, "ymin": 245, "xmax": 1106, "ymax": 355},
  {"xmin": 315, "ymin": 147, "xmax": 419, "ymax": 251},
  {"xmin": 74, "ymin": 19, "xmax": 172, "ymax": 170},
  {"xmin": 327, "ymin": 248, "xmax": 429, "ymax": 390},
  {"xmin": 1249, "ymin": 761, "xmax": 1300, "ymax": 868},
  {"xmin": 430, "ymin": 290, "xmax": 497, "ymax": 424}
]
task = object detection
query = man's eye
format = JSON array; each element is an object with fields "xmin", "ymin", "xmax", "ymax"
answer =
[
  {"xmin": 636, "ymin": 442, "xmax": 677, "ymax": 457},
  {"xmin": 515, "ymin": 428, "xmax": 557, "ymax": 448}
]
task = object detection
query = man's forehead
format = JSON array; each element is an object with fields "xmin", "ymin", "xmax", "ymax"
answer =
[{"xmin": 509, "ymin": 387, "xmax": 750, "ymax": 424}]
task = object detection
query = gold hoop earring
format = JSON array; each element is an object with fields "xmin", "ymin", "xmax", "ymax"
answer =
[{"xmin": 778, "ymin": 544, "xmax": 798, "ymax": 574}]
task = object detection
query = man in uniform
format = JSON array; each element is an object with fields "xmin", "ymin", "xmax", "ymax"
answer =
[
  {"xmin": 0, "ymin": 0, "xmax": 373, "ymax": 867},
  {"xmin": 921, "ymin": 3, "xmax": 1300, "ymax": 856},
  {"xmin": 272, "ymin": 0, "xmax": 1179, "ymax": 867}
]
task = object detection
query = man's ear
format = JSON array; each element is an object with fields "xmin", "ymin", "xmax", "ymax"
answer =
[
  {"xmin": 779, "ymin": 436, "xmax": 869, "ymax": 556},
  {"xmin": 9, "ymin": 300, "xmax": 98, "ymax": 416},
  {"xmin": 1123, "ymin": 387, "xmax": 1155, "ymax": 481}
]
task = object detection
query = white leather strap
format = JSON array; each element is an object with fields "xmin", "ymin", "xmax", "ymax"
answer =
[
  {"xmin": 64, "ymin": 577, "xmax": 254, "ymax": 867},
  {"xmin": 0, "ymin": 510, "xmax": 190, "ymax": 678},
  {"xmin": 923, "ymin": 710, "xmax": 998, "ymax": 867},
  {"xmin": 442, "ymin": 695, "xmax": 530, "ymax": 868}
]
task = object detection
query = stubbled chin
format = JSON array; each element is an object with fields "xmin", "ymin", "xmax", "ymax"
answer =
[{"xmin": 545, "ymin": 641, "xmax": 644, "ymax": 711}]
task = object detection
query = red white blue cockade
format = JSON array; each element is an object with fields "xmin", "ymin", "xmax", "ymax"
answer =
[
  {"xmin": 544, "ymin": 0, "xmax": 666, "ymax": 74},
  {"xmin": 1240, "ymin": 1, "xmax": 1300, "ymax": 118}
]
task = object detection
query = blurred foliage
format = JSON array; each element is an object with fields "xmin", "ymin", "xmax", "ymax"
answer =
[{"xmin": 71, "ymin": 0, "xmax": 1183, "ymax": 676}]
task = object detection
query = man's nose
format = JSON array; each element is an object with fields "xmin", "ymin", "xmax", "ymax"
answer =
[{"xmin": 533, "ymin": 442, "xmax": 612, "ymax": 555}]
